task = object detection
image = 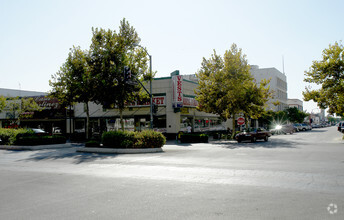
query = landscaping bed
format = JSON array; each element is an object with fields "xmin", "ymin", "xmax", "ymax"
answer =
[{"xmin": 85, "ymin": 130, "xmax": 166, "ymax": 149}]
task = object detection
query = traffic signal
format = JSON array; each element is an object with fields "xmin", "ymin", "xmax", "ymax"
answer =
[
  {"xmin": 123, "ymin": 66, "xmax": 131, "ymax": 81},
  {"xmin": 153, "ymin": 104, "xmax": 158, "ymax": 114}
]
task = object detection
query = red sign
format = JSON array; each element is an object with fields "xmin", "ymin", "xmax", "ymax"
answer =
[
  {"xmin": 237, "ymin": 117, "xmax": 245, "ymax": 125},
  {"xmin": 172, "ymin": 75, "xmax": 183, "ymax": 108}
]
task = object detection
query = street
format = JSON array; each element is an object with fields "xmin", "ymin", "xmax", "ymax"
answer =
[{"xmin": 0, "ymin": 126, "xmax": 343, "ymax": 219}]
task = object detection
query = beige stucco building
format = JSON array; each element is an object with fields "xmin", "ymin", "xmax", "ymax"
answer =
[
  {"xmin": 74, "ymin": 70, "xmax": 225, "ymax": 137},
  {"xmin": 250, "ymin": 65, "xmax": 288, "ymax": 111}
]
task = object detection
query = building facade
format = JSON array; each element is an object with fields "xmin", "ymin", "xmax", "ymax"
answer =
[
  {"xmin": 73, "ymin": 71, "xmax": 225, "ymax": 137},
  {"xmin": 0, "ymin": 88, "xmax": 68, "ymax": 133},
  {"xmin": 250, "ymin": 65, "xmax": 288, "ymax": 111},
  {"xmin": 287, "ymin": 99, "xmax": 303, "ymax": 111}
]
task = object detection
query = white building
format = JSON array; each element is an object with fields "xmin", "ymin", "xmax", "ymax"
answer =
[
  {"xmin": 250, "ymin": 65, "xmax": 288, "ymax": 111},
  {"xmin": 287, "ymin": 99, "xmax": 303, "ymax": 111}
]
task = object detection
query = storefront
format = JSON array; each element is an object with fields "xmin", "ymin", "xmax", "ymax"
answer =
[{"xmin": 73, "ymin": 70, "xmax": 226, "ymax": 138}]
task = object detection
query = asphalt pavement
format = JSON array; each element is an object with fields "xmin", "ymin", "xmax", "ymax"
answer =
[{"xmin": 0, "ymin": 126, "xmax": 343, "ymax": 219}]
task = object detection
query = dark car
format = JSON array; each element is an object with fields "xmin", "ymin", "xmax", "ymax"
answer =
[
  {"xmin": 235, "ymin": 127, "xmax": 271, "ymax": 143},
  {"xmin": 338, "ymin": 121, "xmax": 344, "ymax": 133},
  {"xmin": 28, "ymin": 128, "xmax": 50, "ymax": 136}
]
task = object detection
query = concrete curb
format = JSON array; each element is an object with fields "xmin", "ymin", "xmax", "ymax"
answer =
[
  {"xmin": 0, "ymin": 143, "xmax": 78, "ymax": 151},
  {"xmin": 77, "ymin": 147, "xmax": 163, "ymax": 154}
]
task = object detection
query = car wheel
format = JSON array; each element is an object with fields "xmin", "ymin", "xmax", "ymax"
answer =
[
  {"xmin": 251, "ymin": 137, "xmax": 256, "ymax": 143},
  {"xmin": 264, "ymin": 136, "xmax": 268, "ymax": 142},
  {"xmin": 237, "ymin": 139, "xmax": 241, "ymax": 143}
]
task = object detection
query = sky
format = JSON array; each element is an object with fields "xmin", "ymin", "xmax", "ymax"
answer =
[{"xmin": 1, "ymin": 0, "xmax": 343, "ymax": 113}]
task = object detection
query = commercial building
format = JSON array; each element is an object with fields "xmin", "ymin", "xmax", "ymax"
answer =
[
  {"xmin": 250, "ymin": 65, "xmax": 288, "ymax": 111},
  {"xmin": 73, "ymin": 70, "xmax": 225, "ymax": 137},
  {"xmin": 0, "ymin": 88, "xmax": 67, "ymax": 133},
  {"xmin": 287, "ymin": 99, "xmax": 303, "ymax": 111}
]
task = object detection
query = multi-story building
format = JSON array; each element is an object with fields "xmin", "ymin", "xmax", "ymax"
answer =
[
  {"xmin": 287, "ymin": 99, "xmax": 303, "ymax": 111},
  {"xmin": 250, "ymin": 65, "xmax": 288, "ymax": 111}
]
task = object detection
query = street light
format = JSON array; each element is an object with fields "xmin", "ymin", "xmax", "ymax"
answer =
[{"xmin": 133, "ymin": 43, "xmax": 153, "ymax": 129}]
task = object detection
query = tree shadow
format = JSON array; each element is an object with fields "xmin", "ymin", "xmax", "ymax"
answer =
[
  {"xmin": 16, "ymin": 148, "xmax": 119, "ymax": 164},
  {"xmin": 212, "ymin": 138, "xmax": 299, "ymax": 149}
]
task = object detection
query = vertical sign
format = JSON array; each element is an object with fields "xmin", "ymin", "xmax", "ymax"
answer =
[{"xmin": 172, "ymin": 75, "xmax": 183, "ymax": 108}]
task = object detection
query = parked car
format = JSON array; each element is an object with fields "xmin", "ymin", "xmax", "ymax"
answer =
[
  {"xmin": 235, "ymin": 127, "xmax": 271, "ymax": 143},
  {"xmin": 338, "ymin": 121, "xmax": 344, "ymax": 133},
  {"xmin": 294, "ymin": 123, "xmax": 311, "ymax": 131},
  {"xmin": 270, "ymin": 124, "xmax": 295, "ymax": 135},
  {"xmin": 29, "ymin": 128, "xmax": 49, "ymax": 136}
]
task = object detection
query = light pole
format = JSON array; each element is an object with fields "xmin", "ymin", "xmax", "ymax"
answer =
[{"xmin": 133, "ymin": 43, "xmax": 153, "ymax": 129}]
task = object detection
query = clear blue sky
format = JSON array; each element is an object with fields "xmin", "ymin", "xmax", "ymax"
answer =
[{"xmin": 1, "ymin": 0, "xmax": 343, "ymax": 113}]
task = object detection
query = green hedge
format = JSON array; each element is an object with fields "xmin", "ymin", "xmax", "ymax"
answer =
[
  {"xmin": 0, "ymin": 128, "xmax": 66, "ymax": 145},
  {"xmin": 100, "ymin": 130, "xmax": 166, "ymax": 149},
  {"xmin": 0, "ymin": 128, "xmax": 32, "ymax": 145},
  {"xmin": 180, "ymin": 133, "xmax": 208, "ymax": 143},
  {"xmin": 15, "ymin": 135, "xmax": 66, "ymax": 145}
]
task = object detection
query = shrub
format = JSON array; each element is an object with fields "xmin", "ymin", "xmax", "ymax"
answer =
[
  {"xmin": 133, "ymin": 130, "xmax": 166, "ymax": 148},
  {"xmin": 85, "ymin": 140, "xmax": 100, "ymax": 147},
  {"xmin": 102, "ymin": 131, "xmax": 135, "ymax": 148},
  {"xmin": 101, "ymin": 130, "xmax": 166, "ymax": 148},
  {"xmin": 0, "ymin": 128, "xmax": 31, "ymax": 145},
  {"xmin": 180, "ymin": 133, "xmax": 208, "ymax": 143}
]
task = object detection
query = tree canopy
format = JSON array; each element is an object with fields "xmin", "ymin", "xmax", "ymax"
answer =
[
  {"xmin": 303, "ymin": 41, "xmax": 344, "ymax": 116},
  {"xmin": 50, "ymin": 18, "xmax": 150, "ymax": 135},
  {"xmin": 196, "ymin": 43, "xmax": 272, "ymax": 129}
]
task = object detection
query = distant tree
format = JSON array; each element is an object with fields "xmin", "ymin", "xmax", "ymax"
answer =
[
  {"xmin": 0, "ymin": 96, "xmax": 5, "ymax": 112},
  {"xmin": 4, "ymin": 97, "xmax": 42, "ymax": 122},
  {"xmin": 284, "ymin": 107, "xmax": 308, "ymax": 123},
  {"xmin": 303, "ymin": 41, "xmax": 344, "ymax": 116},
  {"xmin": 196, "ymin": 43, "xmax": 271, "ymax": 132}
]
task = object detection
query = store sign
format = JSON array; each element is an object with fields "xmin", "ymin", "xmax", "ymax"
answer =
[
  {"xmin": 172, "ymin": 75, "xmax": 183, "ymax": 108},
  {"xmin": 127, "ymin": 96, "xmax": 166, "ymax": 107},
  {"xmin": 183, "ymin": 97, "xmax": 198, "ymax": 107},
  {"xmin": 33, "ymin": 96, "xmax": 60, "ymax": 110}
]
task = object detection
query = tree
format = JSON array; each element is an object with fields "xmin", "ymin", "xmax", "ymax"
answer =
[
  {"xmin": 284, "ymin": 107, "xmax": 308, "ymax": 123},
  {"xmin": 4, "ymin": 97, "xmax": 42, "ymax": 123},
  {"xmin": 238, "ymin": 79, "xmax": 273, "ymax": 127},
  {"xmin": 303, "ymin": 41, "xmax": 344, "ymax": 116},
  {"xmin": 50, "ymin": 46, "xmax": 94, "ymax": 139},
  {"xmin": 88, "ymin": 19, "xmax": 149, "ymax": 130},
  {"xmin": 196, "ymin": 43, "xmax": 271, "ymax": 132},
  {"xmin": 0, "ymin": 96, "xmax": 5, "ymax": 112},
  {"xmin": 50, "ymin": 18, "xmax": 150, "ymax": 137}
]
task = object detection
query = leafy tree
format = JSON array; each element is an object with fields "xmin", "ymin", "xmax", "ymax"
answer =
[
  {"xmin": 196, "ymin": 43, "xmax": 271, "ymax": 132},
  {"xmin": 50, "ymin": 46, "xmax": 94, "ymax": 138},
  {"xmin": 0, "ymin": 96, "xmax": 5, "ymax": 112},
  {"xmin": 303, "ymin": 41, "xmax": 344, "ymax": 116},
  {"xmin": 238, "ymin": 79, "xmax": 273, "ymax": 127},
  {"xmin": 4, "ymin": 97, "xmax": 42, "ymax": 122},
  {"xmin": 88, "ymin": 19, "xmax": 149, "ymax": 130},
  {"xmin": 284, "ymin": 107, "xmax": 308, "ymax": 123},
  {"xmin": 50, "ymin": 18, "xmax": 150, "ymax": 137}
]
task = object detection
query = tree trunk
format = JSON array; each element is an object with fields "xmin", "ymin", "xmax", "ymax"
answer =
[
  {"xmin": 244, "ymin": 114, "xmax": 249, "ymax": 129},
  {"xmin": 231, "ymin": 114, "xmax": 236, "ymax": 139},
  {"xmin": 85, "ymin": 102, "xmax": 90, "ymax": 140},
  {"xmin": 120, "ymin": 108, "xmax": 124, "ymax": 131}
]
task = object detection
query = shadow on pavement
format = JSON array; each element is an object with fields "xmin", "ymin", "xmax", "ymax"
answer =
[
  {"xmin": 17, "ymin": 148, "xmax": 119, "ymax": 164},
  {"xmin": 213, "ymin": 138, "xmax": 298, "ymax": 149}
]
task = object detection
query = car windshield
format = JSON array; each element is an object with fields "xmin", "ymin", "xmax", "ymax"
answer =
[{"xmin": 30, "ymin": 128, "xmax": 46, "ymax": 133}]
